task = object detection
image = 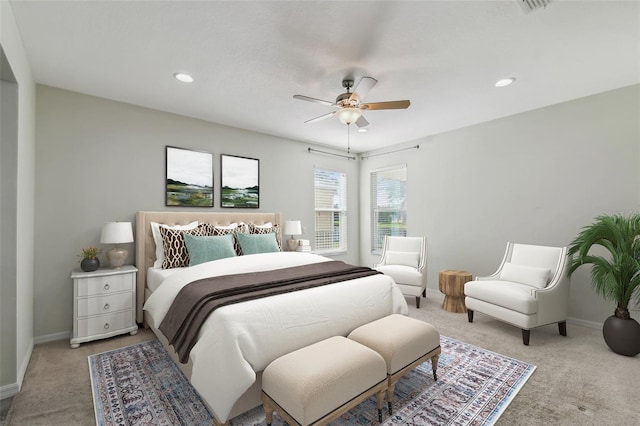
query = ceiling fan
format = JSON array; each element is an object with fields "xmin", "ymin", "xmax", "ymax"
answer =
[{"xmin": 293, "ymin": 77, "xmax": 410, "ymax": 128}]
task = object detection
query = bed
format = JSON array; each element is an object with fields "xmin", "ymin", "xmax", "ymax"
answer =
[{"xmin": 135, "ymin": 211, "xmax": 408, "ymax": 425}]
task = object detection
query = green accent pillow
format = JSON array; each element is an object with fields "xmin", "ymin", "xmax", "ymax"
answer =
[
  {"xmin": 183, "ymin": 233, "xmax": 236, "ymax": 266},
  {"xmin": 236, "ymin": 232, "xmax": 280, "ymax": 255}
]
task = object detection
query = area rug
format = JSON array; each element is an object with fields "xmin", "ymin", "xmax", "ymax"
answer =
[{"xmin": 89, "ymin": 336, "xmax": 535, "ymax": 426}]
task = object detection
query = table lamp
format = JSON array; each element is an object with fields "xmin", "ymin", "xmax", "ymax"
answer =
[
  {"xmin": 100, "ymin": 222, "xmax": 134, "ymax": 268},
  {"xmin": 283, "ymin": 220, "xmax": 302, "ymax": 251}
]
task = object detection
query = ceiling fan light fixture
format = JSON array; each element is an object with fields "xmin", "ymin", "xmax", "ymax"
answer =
[{"xmin": 336, "ymin": 107, "xmax": 362, "ymax": 125}]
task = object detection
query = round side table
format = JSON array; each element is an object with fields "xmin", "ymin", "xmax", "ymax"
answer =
[{"xmin": 438, "ymin": 270, "xmax": 472, "ymax": 313}]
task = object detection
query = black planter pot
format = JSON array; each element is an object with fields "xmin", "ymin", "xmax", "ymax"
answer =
[
  {"xmin": 602, "ymin": 315, "xmax": 640, "ymax": 357},
  {"xmin": 80, "ymin": 257, "xmax": 100, "ymax": 272}
]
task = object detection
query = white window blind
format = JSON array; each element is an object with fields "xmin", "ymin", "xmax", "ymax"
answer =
[
  {"xmin": 314, "ymin": 167, "xmax": 347, "ymax": 253},
  {"xmin": 371, "ymin": 164, "xmax": 407, "ymax": 253}
]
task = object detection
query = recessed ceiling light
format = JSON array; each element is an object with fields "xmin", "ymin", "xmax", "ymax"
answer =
[
  {"xmin": 358, "ymin": 128, "xmax": 368, "ymax": 133},
  {"xmin": 494, "ymin": 77, "xmax": 515, "ymax": 87},
  {"xmin": 174, "ymin": 72, "xmax": 194, "ymax": 83}
]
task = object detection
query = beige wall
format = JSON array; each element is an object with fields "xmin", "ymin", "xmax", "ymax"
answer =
[
  {"xmin": 0, "ymin": 1, "xmax": 37, "ymax": 399},
  {"xmin": 359, "ymin": 84, "xmax": 640, "ymax": 326},
  {"xmin": 33, "ymin": 85, "xmax": 360, "ymax": 338}
]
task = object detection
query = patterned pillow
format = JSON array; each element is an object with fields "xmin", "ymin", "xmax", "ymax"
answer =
[
  {"xmin": 248, "ymin": 223, "xmax": 281, "ymax": 250},
  {"xmin": 160, "ymin": 223, "xmax": 213, "ymax": 269}
]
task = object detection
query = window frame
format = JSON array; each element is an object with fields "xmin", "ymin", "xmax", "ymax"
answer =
[
  {"xmin": 313, "ymin": 167, "xmax": 348, "ymax": 254},
  {"xmin": 370, "ymin": 164, "xmax": 407, "ymax": 254}
]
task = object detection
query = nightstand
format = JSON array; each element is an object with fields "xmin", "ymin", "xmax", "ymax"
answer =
[{"xmin": 70, "ymin": 265, "xmax": 138, "ymax": 348}]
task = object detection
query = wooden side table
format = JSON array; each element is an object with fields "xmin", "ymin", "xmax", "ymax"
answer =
[{"xmin": 438, "ymin": 270, "xmax": 472, "ymax": 313}]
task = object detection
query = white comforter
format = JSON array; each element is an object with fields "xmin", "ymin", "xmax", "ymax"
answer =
[{"xmin": 144, "ymin": 252, "xmax": 408, "ymax": 423}]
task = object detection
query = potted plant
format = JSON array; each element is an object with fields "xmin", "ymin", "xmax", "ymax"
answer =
[
  {"xmin": 568, "ymin": 213, "xmax": 640, "ymax": 356},
  {"xmin": 79, "ymin": 246, "xmax": 101, "ymax": 272}
]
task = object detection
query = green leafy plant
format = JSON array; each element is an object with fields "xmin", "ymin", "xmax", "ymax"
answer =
[
  {"xmin": 79, "ymin": 246, "xmax": 101, "ymax": 260},
  {"xmin": 568, "ymin": 214, "xmax": 640, "ymax": 320}
]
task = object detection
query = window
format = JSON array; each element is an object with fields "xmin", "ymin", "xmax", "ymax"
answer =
[
  {"xmin": 371, "ymin": 165, "xmax": 407, "ymax": 253},
  {"xmin": 314, "ymin": 167, "xmax": 347, "ymax": 253}
]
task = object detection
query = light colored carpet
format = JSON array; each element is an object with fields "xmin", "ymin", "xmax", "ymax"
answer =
[{"xmin": 5, "ymin": 296, "xmax": 640, "ymax": 425}]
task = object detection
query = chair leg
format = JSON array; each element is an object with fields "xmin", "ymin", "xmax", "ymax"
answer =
[
  {"xmin": 521, "ymin": 329, "xmax": 530, "ymax": 346},
  {"xmin": 422, "ymin": 289, "xmax": 426, "ymax": 297},
  {"xmin": 467, "ymin": 309, "xmax": 474, "ymax": 323},
  {"xmin": 558, "ymin": 321, "xmax": 567, "ymax": 336},
  {"xmin": 415, "ymin": 296, "xmax": 420, "ymax": 309}
]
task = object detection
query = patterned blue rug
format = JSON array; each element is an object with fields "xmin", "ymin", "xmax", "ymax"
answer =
[{"xmin": 89, "ymin": 336, "xmax": 535, "ymax": 426}]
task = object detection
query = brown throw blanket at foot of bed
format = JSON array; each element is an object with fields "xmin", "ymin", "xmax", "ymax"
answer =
[{"xmin": 159, "ymin": 260, "xmax": 381, "ymax": 363}]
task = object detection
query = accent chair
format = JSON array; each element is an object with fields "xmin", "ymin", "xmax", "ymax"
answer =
[
  {"xmin": 374, "ymin": 236, "xmax": 427, "ymax": 308},
  {"xmin": 464, "ymin": 242, "xmax": 571, "ymax": 345}
]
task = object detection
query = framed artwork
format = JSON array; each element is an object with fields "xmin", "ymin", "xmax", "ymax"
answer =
[
  {"xmin": 220, "ymin": 154, "xmax": 259, "ymax": 208},
  {"xmin": 165, "ymin": 146, "xmax": 213, "ymax": 207}
]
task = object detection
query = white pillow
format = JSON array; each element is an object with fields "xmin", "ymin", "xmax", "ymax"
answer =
[
  {"xmin": 214, "ymin": 223, "xmax": 238, "ymax": 230},
  {"xmin": 252, "ymin": 222, "xmax": 272, "ymax": 228},
  {"xmin": 499, "ymin": 262, "xmax": 551, "ymax": 288},
  {"xmin": 386, "ymin": 250, "xmax": 420, "ymax": 268},
  {"xmin": 150, "ymin": 221, "xmax": 198, "ymax": 268}
]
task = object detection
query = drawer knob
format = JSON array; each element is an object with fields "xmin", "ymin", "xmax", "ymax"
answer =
[
  {"xmin": 104, "ymin": 323, "xmax": 110, "ymax": 330},
  {"xmin": 104, "ymin": 283, "xmax": 110, "ymax": 291},
  {"xmin": 103, "ymin": 303, "xmax": 110, "ymax": 311}
]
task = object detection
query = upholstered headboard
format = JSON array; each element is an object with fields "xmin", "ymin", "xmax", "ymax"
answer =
[{"xmin": 134, "ymin": 211, "xmax": 282, "ymax": 323}]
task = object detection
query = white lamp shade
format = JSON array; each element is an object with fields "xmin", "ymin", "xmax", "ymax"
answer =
[
  {"xmin": 100, "ymin": 222, "xmax": 134, "ymax": 244},
  {"xmin": 284, "ymin": 220, "xmax": 302, "ymax": 236}
]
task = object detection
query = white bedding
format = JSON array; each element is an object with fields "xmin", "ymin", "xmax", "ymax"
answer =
[
  {"xmin": 144, "ymin": 251, "xmax": 408, "ymax": 423},
  {"xmin": 146, "ymin": 266, "xmax": 183, "ymax": 293}
]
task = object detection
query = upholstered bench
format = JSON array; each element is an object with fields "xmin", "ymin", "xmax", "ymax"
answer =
[
  {"xmin": 261, "ymin": 336, "xmax": 388, "ymax": 425},
  {"xmin": 348, "ymin": 314, "xmax": 441, "ymax": 414}
]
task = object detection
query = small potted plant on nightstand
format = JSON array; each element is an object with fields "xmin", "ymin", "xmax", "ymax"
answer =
[{"xmin": 79, "ymin": 246, "xmax": 101, "ymax": 272}]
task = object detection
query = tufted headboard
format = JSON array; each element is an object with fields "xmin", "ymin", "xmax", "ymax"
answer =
[{"xmin": 134, "ymin": 211, "xmax": 282, "ymax": 323}]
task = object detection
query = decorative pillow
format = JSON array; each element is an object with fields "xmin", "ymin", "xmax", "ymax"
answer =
[
  {"xmin": 183, "ymin": 233, "xmax": 236, "ymax": 266},
  {"xmin": 151, "ymin": 221, "xmax": 198, "ymax": 268},
  {"xmin": 499, "ymin": 262, "xmax": 551, "ymax": 289},
  {"xmin": 236, "ymin": 232, "xmax": 280, "ymax": 255},
  {"xmin": 211, "ymin": 226, "xmax": 244, "ymax": 256},
  {"xmin": 248, "ymin": 223, "xmax": 281, "ymax": 249},
  {"xmin": 160, "ymin": 224, "xmax": 213, "ymax": 269},
  {"xmin": 386, "ymin": 250, "xmax": 420, "ymax": 268}
]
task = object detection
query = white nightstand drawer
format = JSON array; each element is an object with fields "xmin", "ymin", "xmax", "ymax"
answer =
[
  {"xmin": 76, "ymin": 311, "xmax": 132, "ymax": 337},
  {"xmin": 77, "ymin": 292, "xmax": 133, "ymax": 318},
  {"xmin": 76, "ymin": 273, "xmax": 133, "ymax": 297}
]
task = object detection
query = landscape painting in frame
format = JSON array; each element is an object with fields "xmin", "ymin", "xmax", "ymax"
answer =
[
  {"xmin": 165, "ymin": 146, "xmax": 213, "ymax": 207},
  {"xmin": 221, "ymin": 154, "xmax": 259, "ymax": 208}
]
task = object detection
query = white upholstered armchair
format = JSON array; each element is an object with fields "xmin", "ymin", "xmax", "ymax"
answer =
[
  {"xmin": 374, "ymin": 236, "xmax": 427, "ymax": 308},
  {"xmin": 464, "ymin": 242, "xmax": 571, "ymax": 345}
]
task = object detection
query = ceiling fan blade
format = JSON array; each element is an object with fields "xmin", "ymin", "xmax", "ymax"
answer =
[
  {"xmin": 350, "ymin": 76, "xmax": 377, "ymax": 102},
  {"xmin": 293, "ymin": 95, "xmax": 336, "ymax": 107},
  {"xmin": 361, "ymin": 100, "xmax": 410, "ymax": 110},
  {"xmin": 355, "ymin": 115, "xmax": 369, "ymax": 128},
  {"xmin": 304, "ymin": 111, "xmax": 336, "ymax": 124}
]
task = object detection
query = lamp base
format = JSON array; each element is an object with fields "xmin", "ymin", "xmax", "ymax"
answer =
[
  {"xmin": 286, "ymin": 238, "xmax": 299, "ymax": 251},
  {"xmin": 107, "ymin": 248, "xmax": 128, "ymax": 268}
]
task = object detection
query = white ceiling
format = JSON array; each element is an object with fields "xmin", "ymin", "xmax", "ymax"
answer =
[{"xmin": 8, "ymin": 0, "xmax": 640, "ymax": 153}]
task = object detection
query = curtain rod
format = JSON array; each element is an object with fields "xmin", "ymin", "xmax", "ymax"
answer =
[
  {"xmin": 307, "ymin": 147, "xmax": 357, "ymax": 160},
  {"xmin": 360, "ymin": 144, "xmax": 420, "ymax": 160}
]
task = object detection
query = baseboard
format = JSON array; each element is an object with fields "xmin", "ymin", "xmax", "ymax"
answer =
[
  {"xmin": 566, "ymin": 317, "xmax": 602, "ymax": 330},
  {"xmin": 0, "ymin": 338, "xmax": 34, "ymax": 400},
  {"xmin": 34, "ymin": 330, "xmax": 70, "ymax": 345},
  {"xmin": 0, "ymin": 383, "xmax": 19, "ymax": 400},
  {"xmin": 425, "ymin": 288, "xmax": 444, "ymax": 302},
  {"xmin": 17, "ymin": 339, "xmax": 34, "ymax": 389}
]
